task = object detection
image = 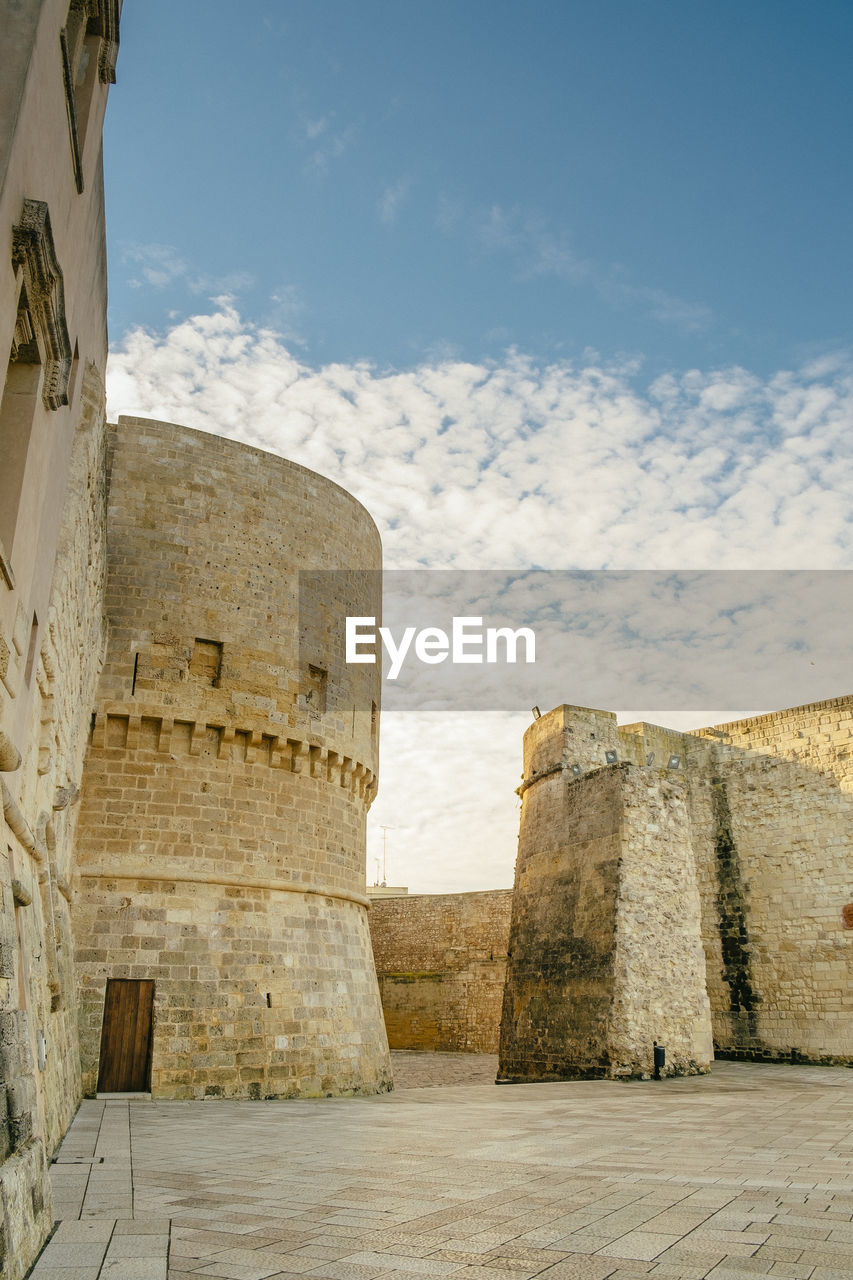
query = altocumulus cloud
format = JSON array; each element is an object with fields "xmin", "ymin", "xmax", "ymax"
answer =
[
  {"xmin": 107, "ymin": 301, "xmax": 853, "ymax": 573},
  {"xmin": 106, "ymin": 305, "xmax": 853, "ymax": 890}
]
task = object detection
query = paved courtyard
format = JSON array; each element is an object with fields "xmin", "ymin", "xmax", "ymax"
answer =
[{"xmin": 31, "ymin": 1055, "xmax": 853, "ymax": 1280}]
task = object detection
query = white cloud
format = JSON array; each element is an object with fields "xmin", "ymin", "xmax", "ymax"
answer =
[
  {"xmin": 120, "ymin": 243, "xmax": 254, "ymax": 299},
  {"xmin": 106, "ymin": 304, "xmax": 853, "ymax": 890},
  {"xmin": 442, "ymin": 200, "xmax": 712, "ymax": 335},
  {"xmin": 305, "ymin": 115, "xmax": 330, "ymax": 139},
  {"xmin": 378, "ymin": 177, "xmax": 412, "ymax": 226},
  {"xmin": 306, "ymin": 121, "xmax": 359, "ymax": 174},
  {"xmin": 122, "ymin": 243, "xmax": 188, "ymax": 289}
]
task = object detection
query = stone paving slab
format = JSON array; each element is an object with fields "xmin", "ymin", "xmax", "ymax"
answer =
[{"xmin": 29, "ymin": 1057, "xmax": 853, "ymax": 1280}]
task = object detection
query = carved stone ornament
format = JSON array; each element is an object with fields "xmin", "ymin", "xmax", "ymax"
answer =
[
  {"xmin": 88, "ymin": 0, "xmax": 121, "ymax": 84},
  {"xmin": 11, "ymin": 200, "xmax": 73, "ymax": 411}
]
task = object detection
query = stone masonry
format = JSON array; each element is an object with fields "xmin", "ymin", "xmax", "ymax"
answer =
[
  {"xmin": 498, "ymin": 698, "xmax": 853, "ymax": 1082},
  {"xmin": 72, "ymin": 417, "xmax": 392, "ymax": 1100},
  {"xmin": 498, "ymin": 707, "xmax": 713, "ymax": 1081},
  {"xmin": 369, "ymin": 890, "xmax": 511, "ymax": 1052},
  {"xmin": 1, "ymin": 2, "xmax": 118, "ymax": 1275}
]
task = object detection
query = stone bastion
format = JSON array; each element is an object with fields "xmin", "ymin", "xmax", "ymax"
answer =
[{"xmin": 72, "ymin": 417, "xmax": 392, "ymax": 1099}]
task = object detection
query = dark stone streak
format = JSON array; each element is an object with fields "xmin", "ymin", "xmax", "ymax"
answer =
[{"xmin": 712, "ymin": 778, "xmax": 760, "ymax": 1034}]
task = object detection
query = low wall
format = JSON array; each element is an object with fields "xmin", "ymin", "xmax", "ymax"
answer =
[{"xmin": 369, "ymin": 890, "xmax": 512, "ymax": 1053}]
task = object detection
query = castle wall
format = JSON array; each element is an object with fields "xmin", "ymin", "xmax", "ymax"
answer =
[
  {"xmin": 73, "ymin": 418, "xmax": 392, "ymax": 1099},
  {"xmin": 695, "ymin": 696, "xmax": 853, "ymax": 790},
  {"xmin": 500, "ymin": 700, "xmax": 853, "ymax": 1083},
  {"xmin": 369, "ymin": 890, "xmax": 511, "ymax": 1052},
  {"xmin": 498, "ymin": 706, "xmax": 712, "ymax": 1081},
  {"xmin": 687, "ymin": 699, "xmax": 853, "ymax": 1064},
  {"xmin": 1, "ymin": 3, "xmax": 116, "ymax": 1274},
  {"xmin": 498, "ymin": 763, "xmax": 624, "ymax": 1079},
  {"xmin": 608, "ymin": 766, "xmax": 713, "ymax": 1075}
]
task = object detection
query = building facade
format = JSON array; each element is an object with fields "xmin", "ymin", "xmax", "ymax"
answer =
[{"xmin": 1, "ymin": 2, "xmax": 119, "ymax": 1273}]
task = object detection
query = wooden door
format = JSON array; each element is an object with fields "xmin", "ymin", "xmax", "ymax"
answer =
[{"xmin": 96, "ymin": 979, "xmax": 154, "ymax": 1092}]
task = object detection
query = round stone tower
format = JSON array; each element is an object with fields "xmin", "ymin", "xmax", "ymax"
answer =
[{"xmin": 72, "ymin": 417, "xmax": 391, "ymax": 1099}]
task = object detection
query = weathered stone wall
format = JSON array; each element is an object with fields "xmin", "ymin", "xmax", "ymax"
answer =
[
  {"xmin": 369, "ymin": 890, "xmax": 511, "ymax": 1052},
  {"xmin": 0, "ymin": 345, "xmax": 108, "ymax": 1280},
  {"xmin": 1, "ymin": 2, "xmax": 116, "ymax": 1273},
  {"xmin": 687, "ymin": 699, "xmax": 853, "ymax": 1064},
  {"xmin": 499, "ymin": 710, "xmax": 713, "ymax": 1081},
  {"xmin": 500, "ymin": 700, "xmax": 852, "ymax": 1083},
  {"xmin": 608, "ymin": 767, "xmax": 713, "ymax": 1076},
  {"xmin": 498, "ymin": 764, "xmax": 624, "ymax": 1079},
  {"xmin": 695, "ymin": 696, "xmax": 853, "ymax": 790},
  {"xmin": 73, "ymin": 417, "xmax": 391, "ymax": 1099}
]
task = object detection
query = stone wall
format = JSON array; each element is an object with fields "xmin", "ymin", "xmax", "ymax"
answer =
[
  {"xmin": 497, "ymin": 765, "xmax": 624, "ymax": 1078},
  {"xmin": 695, "ymin": 697, "xmax": 853, "ymax": 790},
  {"xmin": 73, "ymin": 418, "xmax": 391, "ymax": 1099},
  {"xmin": 1, "ymin": 2, "xmax": 116, "ymax": 1273},
  {"xmin": 369, "ymin": 890, "xmax": 511, "ymax": 1052},
  {"xmin": 499, "ymin": 700, "xmax": 853, "ymax": 1083},
  {"xmin": 687, "ymin": 699, "xmax": 853, "ymax": 1064},
  {"xmin": 498, "ymin": 708, "xmax": 712, "ymax": 1081}
]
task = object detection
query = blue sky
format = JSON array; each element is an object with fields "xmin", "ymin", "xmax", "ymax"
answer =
[
  {"xmin": 104, "ymin": 3, "xmax": 853, "ymax": 891},
  {"xmin": 106, "ymin": 1, "xmax": 853, "ymax": 376}
]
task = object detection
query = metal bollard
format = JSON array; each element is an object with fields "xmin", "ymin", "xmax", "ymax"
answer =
[{"xmin": 653, "ymin": 1042, "xmax": 666, "ymax": 1080}]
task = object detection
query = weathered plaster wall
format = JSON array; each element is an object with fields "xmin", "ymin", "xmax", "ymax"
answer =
[
  {"xmin": 73, "ymin": 418, "xmax": 391, "ymax": 1099},
  {"xmin": 369, "ymin": 890, "xmax": 511, "ymax": 1052}
]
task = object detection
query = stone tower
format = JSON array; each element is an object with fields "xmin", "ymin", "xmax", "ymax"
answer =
[
  {"xmin": 498, "ymin": 705, "xmax": 713, "ymax": 1081},
  {"xmin": 72, "ymin": 417, "xmax": 392, "ymax": 1099}
]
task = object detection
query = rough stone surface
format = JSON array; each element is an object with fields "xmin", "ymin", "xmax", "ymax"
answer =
[
  {"xmin": 499, "ymin": 710, "xmax": 712, "ymax": 1081},
  {"xmin": 370, "ymin": 891, "xmax": 512, "ymax": 1051},
  {"xmin": 498, "ymin": 700, "xmax": 853, "ymax": 1083},
  {"xmin": 1, "ymin": 2, "xmax": 116, "ymax": 1274}
]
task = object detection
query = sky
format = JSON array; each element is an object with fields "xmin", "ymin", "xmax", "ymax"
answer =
[{"xmin": 104, "ymin": 1, "xmax": 853, "ymax": 892}]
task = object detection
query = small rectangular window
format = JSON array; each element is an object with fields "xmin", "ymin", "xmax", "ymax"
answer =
[
  {"xmin": 189, "ymin": 638, "xmax": 222, "ymax": 685},
  {"xmin": 306, "ymin": 664, "xmax": 327, "ymax": 714}
]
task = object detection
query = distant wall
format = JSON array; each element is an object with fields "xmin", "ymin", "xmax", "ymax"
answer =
[{"xmin": 369, "ymin": 890, "xmax": 512, "ymax": 1053}]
